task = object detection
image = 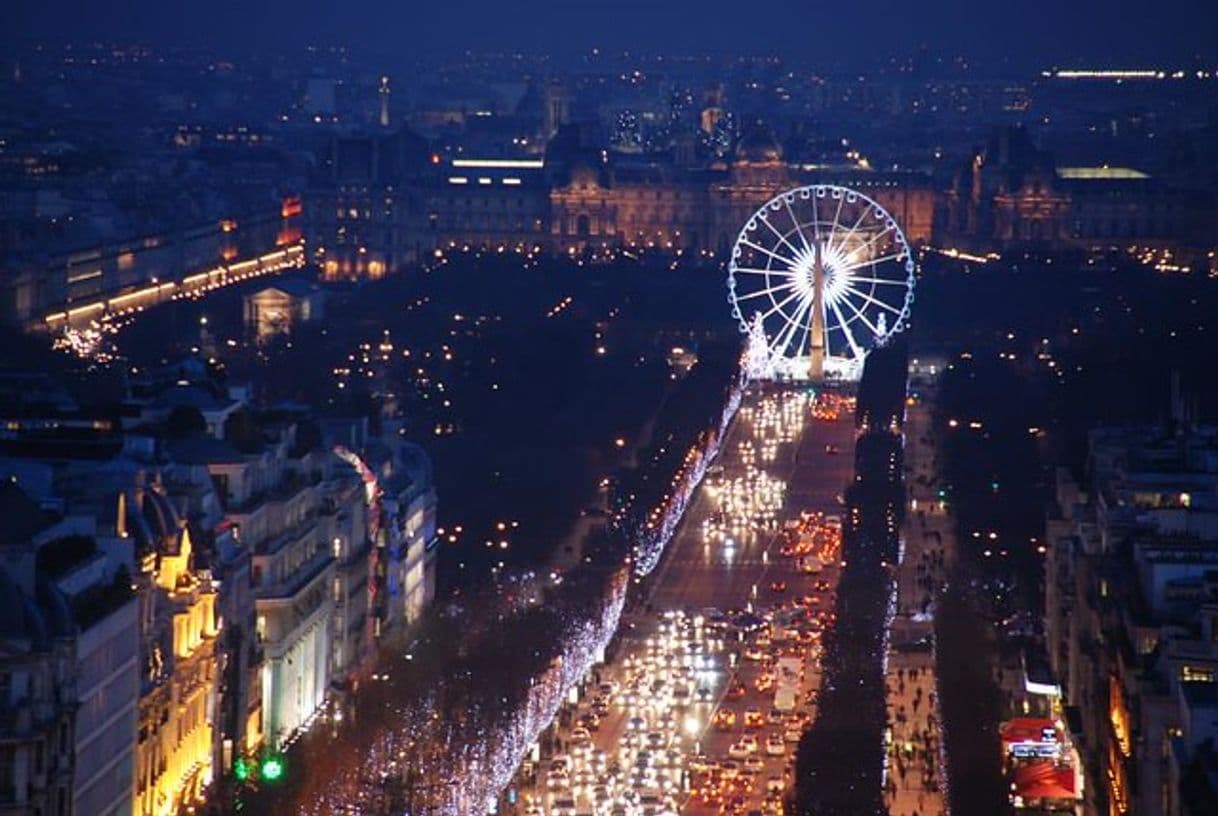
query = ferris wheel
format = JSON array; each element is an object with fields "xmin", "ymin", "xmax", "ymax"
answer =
[{"xmin": 728, "ymin": 184, "xmax": 915, "ymax": 382}]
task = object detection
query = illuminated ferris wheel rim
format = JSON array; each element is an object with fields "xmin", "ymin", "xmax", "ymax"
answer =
[{"xmin": 727, "ymin": 183, "xmax": 916, "ymax": 381}]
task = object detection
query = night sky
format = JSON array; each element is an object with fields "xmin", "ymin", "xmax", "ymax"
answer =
[{"xmin": 4, "ymin": 0, "xmax": 1217, "ymax": 68}]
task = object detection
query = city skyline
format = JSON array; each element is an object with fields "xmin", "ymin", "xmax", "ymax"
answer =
[
  {"xmin": 4, "ymin": 0, "xmax": 1218, "ymax": 70},
  {"xmin": 2, "ymin": 4, "xmax": 1218, "ymax": 815}
]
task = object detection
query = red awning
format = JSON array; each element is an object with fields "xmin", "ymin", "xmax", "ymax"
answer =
[
  {"xmin": 1001, "ymin": 717, "xmax": 1057, "ymax": 745},
  {"xmin": 1013, "ymin": 761, "xmax": 1076, "ymax": 800}
]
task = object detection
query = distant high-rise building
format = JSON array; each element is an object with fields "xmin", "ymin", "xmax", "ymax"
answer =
[
  {"xmin": 700, "ymin": 83, "xmax": 725, "ymax": 135},
  {"xmin": 379, "ymin": 76, "xmax": 391, "ymax": 129},
  {"xmin": 544, "ymin": 80, "xmax": 570, "ymax": 141}
]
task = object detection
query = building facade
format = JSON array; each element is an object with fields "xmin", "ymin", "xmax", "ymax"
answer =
[
  {"xmin": 123, "ymin": 481, "xmax": 220, "ymax": 816},
  {"xmin": 1045, "ymin": 419, "xmax": 1218, "ymax": 816},
  {"xmin": 306, "ymin": 123, "xmax": 936, "ymax": 276},
  {"xmin": 943, "ymin": 126, "xmax": 1218, "ymax": 253}
]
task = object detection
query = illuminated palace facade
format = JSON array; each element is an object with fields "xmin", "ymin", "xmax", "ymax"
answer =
[
  {"xmin": 123, "ymin": 483, "xmax": 220, "ymax": 816},
  {"xmin": 942, "ymin": 126, "xmax": 1218, "ymax": 254},
  {"xmin": 306, "ymin": 125, "xmax": 935, "ymax": 279}
]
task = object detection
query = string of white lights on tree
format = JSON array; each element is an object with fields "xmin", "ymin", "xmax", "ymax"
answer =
[{"xmin": 631, "ymin": 367, "xmax": 747, "ymax": 576}]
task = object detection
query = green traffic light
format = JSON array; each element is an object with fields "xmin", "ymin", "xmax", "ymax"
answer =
[
  {"xmin": 234, "ymin": 758, "xmax": 250, "ymax": 781},
  {"xmin": 261, "ymin": 756, "xmax": 285, "ymax": 781}
]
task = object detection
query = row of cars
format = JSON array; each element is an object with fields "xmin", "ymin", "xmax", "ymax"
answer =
[
  {"xmin": 526, "ymin": 610, "xmax": 726, "ymax": 816},
  {"xmin": 684, "ymin": 579, "xmax": 839, "ymax": 815},
  {"xmin": 523, "ymin": 391, "xmax": 844, "ymax": 815}
]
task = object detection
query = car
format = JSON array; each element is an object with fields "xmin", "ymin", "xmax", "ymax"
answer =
[
  {"xmin": 743, "ymin": 756, "xmax": 767, "ymax": 774},
  {"xmin": 765, "ymin": 775, "xmax": 785, "ymax": 794},
  {"xmin": 570, "ymin": 727, "xmax": 592, "ymax": 743},
  {"xmin": 824, "ymin": 444, "xmax": 840, "ymax": 455},
  {"xmin": 743, "ymin": 709, "xmax": 765, "ymax": 729},
  {"xmin": 577, "ymin": 713, "xmax": 600, "ymax": 731},
  {"xmin": 713, "ymin": 709, "xmax": 737, "ymax": 730},
  {"xmin": 754, "ymin": 673, "xmax": 774, "ymax": 693},
  {"xmin": 784, "ymin": 726, "xmax": 803, "ymax": 743},
  {"xmin": 728, "ymin": 740, "xmax": 752, "ymax": 760},
  {"xmin": 627, "ymin": 715, "xmax": 647, "ymax": 731},
  {"xmin": 765, "ymin": 734, "xmax": 785, "ymax": 756},
  {"xmin": 740, "ymin": 734, "xmax": 760, "ymax": 753},
  {"xmin": 769, "ymin": 580, "xmax": 788, "ymax": 593},
  {"xmin": 727, "ymin": 680, "xmax": 747, "ymax": 699}
]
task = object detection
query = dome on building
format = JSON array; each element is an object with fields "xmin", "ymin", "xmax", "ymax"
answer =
[
  {"xmin": 545, "ymin": 123, "xmax": 609, "ymax": 188},
  {"xmin": 125, "ymin": 480, "xmax": 182, "ymax": 557},
  {"xmin": 735, "ymin": 122, "xmax": 784, "ymax": 163}
]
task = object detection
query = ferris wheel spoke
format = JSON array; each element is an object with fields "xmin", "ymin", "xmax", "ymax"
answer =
[
  {"xmin": 809, "ymin": 189, "xmax": 823, "ymax": 246},
  {"xmin": 782, "ymin": 197, "xmax": 813, "ymax": 254},
  {"xmin": 830, "ymin": 299, "xmax": 866, "ymax": 361},
  {"xmin": 838, "ymin": 294, "xmax": 883, "ymax": 338},
  {"xmin": 771, "ymin": 292, "xmax": 814, "ymax": 361},
  {"xmin": 828, "ymin": 203, "xmax": 873, "ymax": 259},
  {"xmin": 733, "ymin": 266, "xmax": 795, "ymax": 278},
  {"xmin": 829, "ymin": 191, "xmax": 846, "ymax": 238},
  {"xmin": 759, "ymin": 288, "xmax": 803, "ymax": 322},
  {"xmin": 844, "ymin": 285, "xmax": 903, "ymax": 315},
  {"xmin": 736, "ymin": 280, "xmax": 797, "ymax": 302},
  {"xmin": 741, "ymin": 238, "xmax": 799, "ymax": 268},
  {"xmin": 838, "ymin": 251, "xmax": 906, "ymax": 274},
  {"xmin": 843, "ymin": 224, "xmax": 897, "ymax": 263},
  {"xmin": 757, "ymin": 213, "xmax": 804, "ymax": 259},
  {"xmin": 848, "ymin": 275, "xmax": 909, "ymax": 285}
]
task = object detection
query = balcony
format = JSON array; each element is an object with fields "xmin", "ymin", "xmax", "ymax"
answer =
[
  {"xmin": 226, "ymin": 470, "xmax": 321, "ymax": 515},
  {"xmin": 252, "ymin": 511, "xmax": 319, "ymax": 557},
  {"xmin": 255, "ymin": 549, "xmax": 334, "ymax": 604}
]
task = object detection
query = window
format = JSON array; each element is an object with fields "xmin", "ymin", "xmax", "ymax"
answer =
[{"xmin": 1181, "ymin": 665, "xmax": 1215, "ymax": 683}]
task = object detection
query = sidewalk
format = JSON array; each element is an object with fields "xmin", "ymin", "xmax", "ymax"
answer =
[{"xmin": 883, "ymin": 392, "xmax": 947, "ymax": 816}]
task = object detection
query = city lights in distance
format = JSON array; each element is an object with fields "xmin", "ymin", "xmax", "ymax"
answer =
[{"xmin": 451, "ymin": 158, "xmax": 545, "ymax": 169}]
